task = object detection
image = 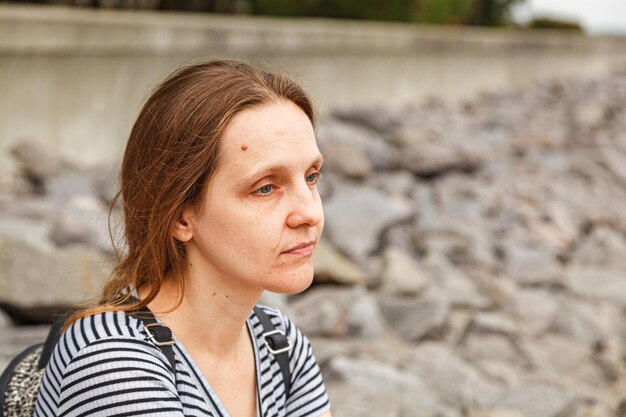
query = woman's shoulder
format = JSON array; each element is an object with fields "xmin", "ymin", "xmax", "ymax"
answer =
[{"xmin": 53, "ymin": 310, "xmax": 157, "ymax": 368}]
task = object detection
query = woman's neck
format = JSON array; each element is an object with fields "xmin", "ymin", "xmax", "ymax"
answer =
[{"xmin": 139, "ymin": 270, "xmax": 263, "ymax": 360}]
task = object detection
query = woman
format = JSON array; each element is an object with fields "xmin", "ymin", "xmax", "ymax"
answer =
[{"xmin": 34, "ymin": 60, "xmax": 332, "ymax": 417}]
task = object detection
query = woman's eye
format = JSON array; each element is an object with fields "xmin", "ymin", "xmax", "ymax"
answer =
[
  {"xmin": 255, "ymin": 184, "xmax": 274, "ymax": 195},
  {"xmin": 306, "ymin": 172, "xmax": 321, "ymax": 184}
]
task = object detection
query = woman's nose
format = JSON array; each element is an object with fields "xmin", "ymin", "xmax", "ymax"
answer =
[{"xmin": 286, "ymin": 182, "xmax": 323, "ymax": 229}]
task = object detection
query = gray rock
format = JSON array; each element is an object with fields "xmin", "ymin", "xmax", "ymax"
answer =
[
  {"xmin": 507, "ymin": 289, "xmax": 559, "ymax": 335},
  {"xmin": 378, "ymin": 290, "xmax": 449, "ymax": 342},
  {"xmin": 408, "ymin": 342, "xmax": 501, "ymax": 407},
  {"xmin": 566, "ymin": 264, "xmax": 626, "ymax": 305},
  {"xmin": 521, "ymin": 335, "xmax": 600, "ymax": 386},
  {"xmin": 333, "ymin": 106, "xmax": 404, "ymax": 134},
  {"xmin": 45, "ymin": 170, "xmax": 101, "ymax": 201},
  {"xmin": 414, "ymin": 214, "xmax": 495, "ymax": 272},
  {"xmin": 461, "ymin": 334, "xmax": 521, "ymax": 364},
  {"xmin": 0, "ymin": 215, "xmax": 54, "ymax": 253},
  {"xmin": 502, "ymin": 244, "xmax": 564, "ymax": 286},
  {"xmin": 0, "ymin": 237, "xmax": 112, "ymax": 307},
  {"xmin": 424, "ymin": 253, "xmax": 490, "ymax": 309},
  {"xmin": 289, "ymin": 286, "xmax": 386, "ymax": 338},
  {"xmin": 323, "ymin": 184, "xmax": 414, "ymax": 261},
  {"xmin": 551, "ymin": 298, "xmax": 621, "ymax": 348},
  {"xmin": 320, "ymin": 140, "xmax": 372, "ymax": 179},
  {"xmin": 10, "ymin": 140, "xmax": 74, "ymax": 188},
  {"xmin": 367, "ymin": 170, "xmax": 416, "ymax": 197},
  {"xmin": 381, "ymin": 247, "xmax": 431, "ymax": 296},
  {"xmin": 326, "ymin": 356, "xmax": 445, "ymax": 417},
  {"xmin": 570, "ymin": 226, "xmax": 626, "ymax": 267},
  {"xmin": 50, "ymin": 195, "xmax": 112, "ymax": 253},
  {"xmin": 401, "ymin": 141, "xmax": 484, "ymax": 177},
  {"xmin": 314, "ymin": 239, "xmax": 367, "ymax": 286},
  {"xmin": 485, "ymin": 384, "xmax": 578, "ymax": 417}
]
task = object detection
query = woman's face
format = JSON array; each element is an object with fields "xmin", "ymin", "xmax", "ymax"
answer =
[{"xmin": 178, "ymin": 99, "xmax": 324, "ymax": 296}]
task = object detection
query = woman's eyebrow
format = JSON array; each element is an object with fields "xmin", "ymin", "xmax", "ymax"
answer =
[{"xmin": 238, "ymin": 155, "xmax": 324, "ymax": 186}]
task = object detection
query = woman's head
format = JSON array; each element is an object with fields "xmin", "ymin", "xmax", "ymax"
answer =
[{"xmin": 99, "ymin": 60, "xmax": 322, "ymax": 312}]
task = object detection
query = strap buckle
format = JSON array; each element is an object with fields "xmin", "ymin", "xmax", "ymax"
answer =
[
  {"xmin": 262, "ymin": 329, "xmax": 292, "ymax": 355},
  {"xmin": 144, "ymin": 323, "xmax": 176, "ymax": 347}
]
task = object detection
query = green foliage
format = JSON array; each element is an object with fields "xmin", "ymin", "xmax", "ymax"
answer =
[
  {"xmin": 529, "ymin": 17, "xmax": 584, "ymax": 31},
  {"xmin": 250, "ymin": 0, "xmax": 524, "ymax": 26}
]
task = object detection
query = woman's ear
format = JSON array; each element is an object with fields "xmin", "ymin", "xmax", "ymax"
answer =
[{"xmin": 172, "ymin": 209, "xmax": 193, "ymax": 242}]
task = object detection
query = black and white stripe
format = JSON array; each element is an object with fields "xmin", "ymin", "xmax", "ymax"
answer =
[{"xmin": 34, "ymin": 306, "xmax": 330, "ymax": 417}]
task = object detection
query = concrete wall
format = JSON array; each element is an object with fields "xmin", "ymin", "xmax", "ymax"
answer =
[{"xmin": 1, "ymin": 3, "xmax": 626, "ymax": 172}]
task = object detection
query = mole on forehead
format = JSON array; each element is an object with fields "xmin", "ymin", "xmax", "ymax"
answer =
[{"xmin": 240, "ymin": 144, "xmax": 249, "ymax": 151}]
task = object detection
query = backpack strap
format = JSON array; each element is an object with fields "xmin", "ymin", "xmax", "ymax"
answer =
[
  {"xmin": 253, "ymin": 306, "xmax": 292, "ymax": 395},
  {"xmin": 130, "ymin": 306, "xmax": 177, "ymax": 374},
  {"xmin": 38, "ymin": 312, "xmax": 71, "ymax": 370}
]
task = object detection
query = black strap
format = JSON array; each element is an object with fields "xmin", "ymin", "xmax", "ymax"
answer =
[
  {"xmin": 130, "ymin": 306, "xmax": 177, "ymax": 374},
  {"xmin": 38, "ymin": 312, "xmax": 71, "ymax": 370},
  {"xmin": 254, "ymin": 306, "xmax": 292, "ymax": 394}
]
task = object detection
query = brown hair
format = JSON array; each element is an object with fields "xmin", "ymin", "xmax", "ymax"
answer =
[{"xmin": 65, "ymin": 59, "xmax": 315, "ymax": 329}]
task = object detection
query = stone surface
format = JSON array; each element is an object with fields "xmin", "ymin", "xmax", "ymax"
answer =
[
  {"xmin": 378, "ymin": 290, "xmax": 449, "ymax": 342},
  {"xmin": 0, "ymin": 237, "xmax": 112, "ymax": 307},
  {"xmin": 313, "ymin": 239, "xmax": 367, "ymax": 286},
  {"xmin": 289, "ymin": 286, "xmax": 386, "ymax": 338},
  {"xmin": 409, "ymin": 342, "xmax": 501, "ymax": 407},
  {"xmin": 326, "ymin": 356, "xmax": 445, "ymax": 417},
  {"xmin": 381, "ymin": 247, "xmax": 431, "ymax": 296},
  {"xmin": 323, "ymin": 184, "xmax": 414, "ymax": 261},
  {"xmin": 485, "ymin": 384, "xmax": 578, "ymax": 417}
]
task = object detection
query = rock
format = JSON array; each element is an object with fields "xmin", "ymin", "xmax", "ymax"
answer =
[
  {"xmin": 470, "ymin": 312, "xmax": 518, "ymax": 336},
  {"xmin": 49, "ymin": 195, "xmax": 112, "ymax": 253},
  {"xmin": 502, "ymin": 243, "xmax": 564, "ymax": 286},
  {"xmin": 10, "ymin": 140, "xmax": 74, "ymax": 190},
  {"xmin": 323, "ymin": 184, "xmax": 414, "ymax": 261},
  {"xmin": 0, "ymin": 237, "xmax": 112, "ymax": 307},
  {"xmin": 0, "ymin": 215, "xmax": 54, "ymax": 253},
  {"xmin": 408, "ymin": 342, "xmax": 501, "ymax": 407},
  {"xmin": 326, "ymin": 356, "xmax": 445, "ymax": 417},
  {"xmin": 507, "ymin": 289, "xmax": 559, "ymax": 335},
  {"xmin": 401, "ymin": 142, "xmax": 484, "ymax": 178},
  {"xmin": 381, "ymin": 247, "xmax": 431, "ymax": 296},
  {"xmin": 366, "ymin": 170, "xmax": 416, "ymax": 197},
  {"xmin": 551, "ymin": 298, "xmax": 621, "ymax": 348},
  {"xmin": 485, "ymin": 383, "xmax": 578, "ymax": 417},
  {"xmin": 461, "ymin": 334, "xmax": 521, "ymax": 364},
  {"xmin": 570, "ymin": 226, "xmax": 626, "ymax": 267},
  {"xmin": 378, "ymin": 290, "xmax": 449, "ymax": 342},
  {"xmin": 522, "ymin": 335, "xmax": 600, "ymax": 387},
  {"xmin": 566, "ymin": 265, "xmax": 626, "ymax": 305},
  {"xmin": 468, "ymin": 409, "xmax": 524, "ymax": 417},
  {"xmin": 317, "ymin": 119, "xmax": 401, "ymax": 177},
  {"xmin": 333, "ymin": 105, "xmax": 404, "ymax": 134},
  {"xmin": 45, "ymin": 170, "xmax": 101, "ymax": 201},
  {"xmin": 319, "ymin": 140, "xmax": 372, "ymax": 179},
  {"xmin": 313, "ymin": 239, "xmax": 367, "ymax": 286},
  {"xmin": 289, "ymin": 286, "xmax": 386, "ymax": 338},
  {"xmin": 423, "ymin": 253, "xmax": 490, "ymax": 309},
  {"xmin": 414, "ymin": 214, "xmax": 495, "ymax": 273}
]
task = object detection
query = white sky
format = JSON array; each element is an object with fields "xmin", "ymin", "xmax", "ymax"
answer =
[{"xmin": 513, "ymin": 0, "xmax": 626, "ymax": 35}]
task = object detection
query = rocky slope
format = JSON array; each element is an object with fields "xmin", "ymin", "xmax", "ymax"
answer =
[{"xmin": 1, "ymin": 70, "xmax": 626, "ymax": 417}]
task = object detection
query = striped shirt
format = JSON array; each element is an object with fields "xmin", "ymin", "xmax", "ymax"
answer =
[{"xmin": 34, "ymin": 305, "xmax": 330, "ymax": 417}]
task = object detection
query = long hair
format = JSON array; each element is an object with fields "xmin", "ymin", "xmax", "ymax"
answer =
[{"xmin": 64, "ymin": 60, "xmax": 315, "ymax": 329}]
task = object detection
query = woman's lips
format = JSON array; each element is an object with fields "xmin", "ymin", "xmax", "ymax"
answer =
[{"xmin": 282, "ymin": 241, "xmax": 316, "ymax": 256}]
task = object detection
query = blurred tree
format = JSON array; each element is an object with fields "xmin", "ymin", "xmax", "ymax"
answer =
[
  {"xmin": 250, "ymin": 0, "xmax": 522, "ymax": 26},
  {"xmin": 464, "ymin": 0, "xmax": 524, "ymax": 26},
  {"xmin": 1, "ymin": 0, "xmax": 526, "ymax": 26}
]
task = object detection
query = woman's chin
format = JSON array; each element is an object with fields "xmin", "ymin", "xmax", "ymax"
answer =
[{"xmin": 266, "ymin": 266, "xmax": 315, "ymax": 295}]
